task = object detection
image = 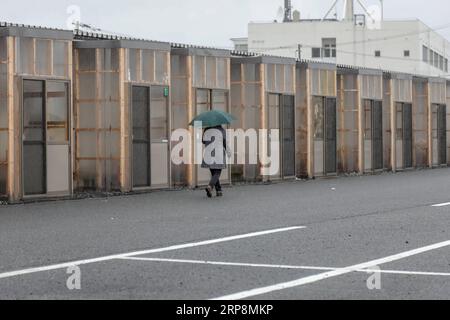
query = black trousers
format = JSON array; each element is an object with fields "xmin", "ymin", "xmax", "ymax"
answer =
[{"xmin": 209, "ymin": 169, "xmax": 222, "ymax": 192}]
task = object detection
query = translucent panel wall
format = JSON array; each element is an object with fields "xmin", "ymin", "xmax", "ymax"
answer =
[
  {"xmin": 295, "ymin": 64, "xmax": 308, "ymax": 177},
  {"xmin": 15, "ymin": 38, "xmax": 70, "ymax": 78},
  {"xmin": 383, "ymin": 77, "xmax": 392, "ymax": 169},
  {"xmin": 0, "ymin": 37, "xmax": 8, "ymax": 195},
  {"xmin": 126, "ymin": 48, "xmax": 170, "ymax": 85},
  {"xmin": 412, "ymin": 79, "xmax": 428, "ymax": 167},
  {"xmin": 337, "ymin": 73, "xmax": 359, "ymax": 173},
  {"xmin": 392, "ymin": 78, "xmax": 412, "ymax": 103},
  {"xmin": 265, "ymin": 63, "xmax": 295, "ymax": 94},
  {"xmin": 171, "ymin": 54, "xmax": 189, "ymax": 185},
  {"xmin": 75, "ymin": 48, "xmax": 121, "ymax": 191},
  {"xmin": 310, "ymin": 68, "xmax": 337, "ymax": 97},
  {"xmin": 429, "ymin": 81, "xmax": 446, "ymax": 104},
  {"xmin": 193, "ymin": 56, "xmax": 229, "ymax": 90},
  {"xmin": 360, "ymin": 74, "xmax": 382, "ymax": 100},
  {"xmin": 230, "ymin": 62, "xmax": 262, "ymax": 182}
]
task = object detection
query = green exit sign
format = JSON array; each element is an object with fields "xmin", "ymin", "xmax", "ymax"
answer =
[{"xmin": 164, "ymin": 87, "xmax": 169, "ymax": 97}]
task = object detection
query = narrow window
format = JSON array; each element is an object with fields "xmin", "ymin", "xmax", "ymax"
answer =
[
  {"xmin": 404, "ymin": 50, "xmax": 410, "ymax": 57},
  {"xmin": 375, "ymin": 50, "xmax": 381, "ymax": 57},
  {"xmin": 312, "ymin": 47, "xmax": 322, "ymax": 58},
  {"xmin": 422, "ymin": 46, "xmax": 428, "ymax": 62}
]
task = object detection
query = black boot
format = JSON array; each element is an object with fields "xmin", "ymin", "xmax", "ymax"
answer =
[
  {"xmin": 205, "ymin": 186, "xmax": 213, "ymax": 198},
  {"xmin": 216, "ymin": 191, "xmax": 223, "ymax": 197}
]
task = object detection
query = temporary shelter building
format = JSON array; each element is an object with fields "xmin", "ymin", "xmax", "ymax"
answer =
[
  {"xmin": 387, "ymin": 72, "xmax": 414, "ymax": 171},
  {"xmin": 0, "ymin": 24, "xmax": 73, "ymax": 202},
  {"xmin": 428, "ymin": 77, "xmax": 447, "ymax": 167},
  {"xmin": 447, "ymin": 80, "xmax": 450, "ymax": 165},
  {"xmin": 170, "ymin": 45, "xmax": 231, "ymax": 188},
  {"xmin": 73, "ymin": 36, "xmax": 171, "ymax": 193},
  {"xmin": 230, "ymin": 54, "xmax": 296, "ymax": 182},
  {"xmin": 412, "ymin": 76, "xmax": 429, "ymax": 168},
  {"xmin": 296, "ymin": 61, "xmax": 337, "ymax": 178}
]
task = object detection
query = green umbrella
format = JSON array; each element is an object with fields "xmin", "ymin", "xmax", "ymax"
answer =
[{"xmin": 189, "ymin": 110, "xmax": 237, "ymax": 128}]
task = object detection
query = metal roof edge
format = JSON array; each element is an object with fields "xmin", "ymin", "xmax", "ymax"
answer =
[{"xmin": 0, "ymin": 22, "xmax": 73, "ymax": 40}]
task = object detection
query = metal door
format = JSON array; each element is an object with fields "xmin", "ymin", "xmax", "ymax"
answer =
[
  {"xmin": 196, "ymin": 89, "xmax": 212, "ymax": 186},
  {"xmin": 132, "ymin": 86, "xmax": 151, "ymax": 188},
  {"xmin": 150, "ymin": 86, "xmax": 169, "ymax": 188},
  {"xmin": 403, "ymin": 103, "xmax": 413, "ymax": 169},
  {"xmin": 325, "ymin": 97, "xmax": 337, "ymax": 174},
  {"xmin": 211, "ymin": 90, "xmax": 230, "ymax": 184},
  {"xmin": 267, "ymin": 94, "xmax": 281, "ymax": 179},
  {"xmin": 312, "ymin": 97, "xmax": 324, "ymax": 176},
  {"xmin": 363, "ymin": 100, "xmax": 373, "ymax": 172},
  {"xmin": 195, "ymin": 89, "xmax": 230, "ymax": 186},
  {"xmin": 372, "ymin": 100, "xmax": 383, "ymax": 170},
  {"xmin": 46, "ymin": 81, "xmax": 70, "ymax": 194},
  {"xmin": 23, "ymin": 80, "xmax": 46, "ymax": 195},
  {"xmin": 282, "ymin": 95, "xmax": 295, "ymax": 177},
  {"xmin": 438, "ymin": 104, "xmax": 447, "ymax": 165},
  {"xmin": 23, "ymin": 80, "xmax": 70, "ymax": 196}
]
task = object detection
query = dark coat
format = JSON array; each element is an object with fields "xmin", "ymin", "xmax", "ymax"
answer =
[{"xmin": 201, "ymin": 126, "xmax": 227, "ymax": 170}]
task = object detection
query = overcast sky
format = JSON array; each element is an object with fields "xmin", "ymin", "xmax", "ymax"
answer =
[{"xmin": 1, "ymin": 0, "xmax": 449, "ymax": 48}]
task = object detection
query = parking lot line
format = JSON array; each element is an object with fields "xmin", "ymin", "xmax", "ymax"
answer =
[
  {"xmin": 211, "ymin": 240, "xmax": 450, "ymax": 300},
  {"xmin": 431, "ymin": 202, "xmax": 450, "ymax": 207},
  {"xmin": 0, "ymin": 225, "xmax": 305, "ymax": 280},
  {"xmin": 118, "ymin": 257, "xmax": 333, "ymax": 271},
  {"xmin": 119, "ymin": 257, "xmax": 450, "ymax": 277}
]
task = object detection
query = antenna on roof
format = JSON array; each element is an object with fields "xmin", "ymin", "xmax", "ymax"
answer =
[
  {"xmin": 322, "ymin": 0, "xmax": 340, "ymax": 21},
  {"xmin": 323, "ymin": 0, "xmax": 377, "ymax": 22}
]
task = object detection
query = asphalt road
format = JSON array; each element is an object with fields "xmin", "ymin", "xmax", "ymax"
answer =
[{"xmin": 0, "ymin": 168, "xmax": 449, "ymax": 300}]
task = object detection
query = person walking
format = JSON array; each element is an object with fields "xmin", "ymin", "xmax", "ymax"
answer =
[
  {"xmin": 189, "ymin": 109, "xmax": 236, "ymax": 198},
  {"xmin": 202, "ymin": 125, "xmax": 230, "ymax": 198}
]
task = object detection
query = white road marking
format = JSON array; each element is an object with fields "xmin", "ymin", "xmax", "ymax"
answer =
[
  {"xmin": 119, "ymin": 257, "xmax": 450, "ymax": 277},
  {"xmin": 0, "ymin": 226, "xmax": 305, "ymax": 280},
  {"xmin": 362, "ymin": 269, "xmax": 450, "ymax": 277},
  {"xmin": 118, "ymin": 257, "xmax": 333, "ymax": 272},
  {"xmin": 211, "ymin": 240, "xmax": 450, "ymax": 300},
  {"xmin": 432, "ymin": 202, "xmax": 450, "ymax": 207}
]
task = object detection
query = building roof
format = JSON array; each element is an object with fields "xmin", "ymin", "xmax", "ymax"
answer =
[
  {"xmin": 231, "ymin": 54, "xmax": 296, "ymax": 65},
  {"xmin": 0, "ymin": 22, "xmax": 73, "ymax": 40},
  {"xmin": 74, "ymin": 39, "xmax": 171, "ymax": 51}
]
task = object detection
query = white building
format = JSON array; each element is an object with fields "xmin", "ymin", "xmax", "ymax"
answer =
[{"xmin": 232, "ymin": 0, "xmax": 450, "ymax": 79}]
